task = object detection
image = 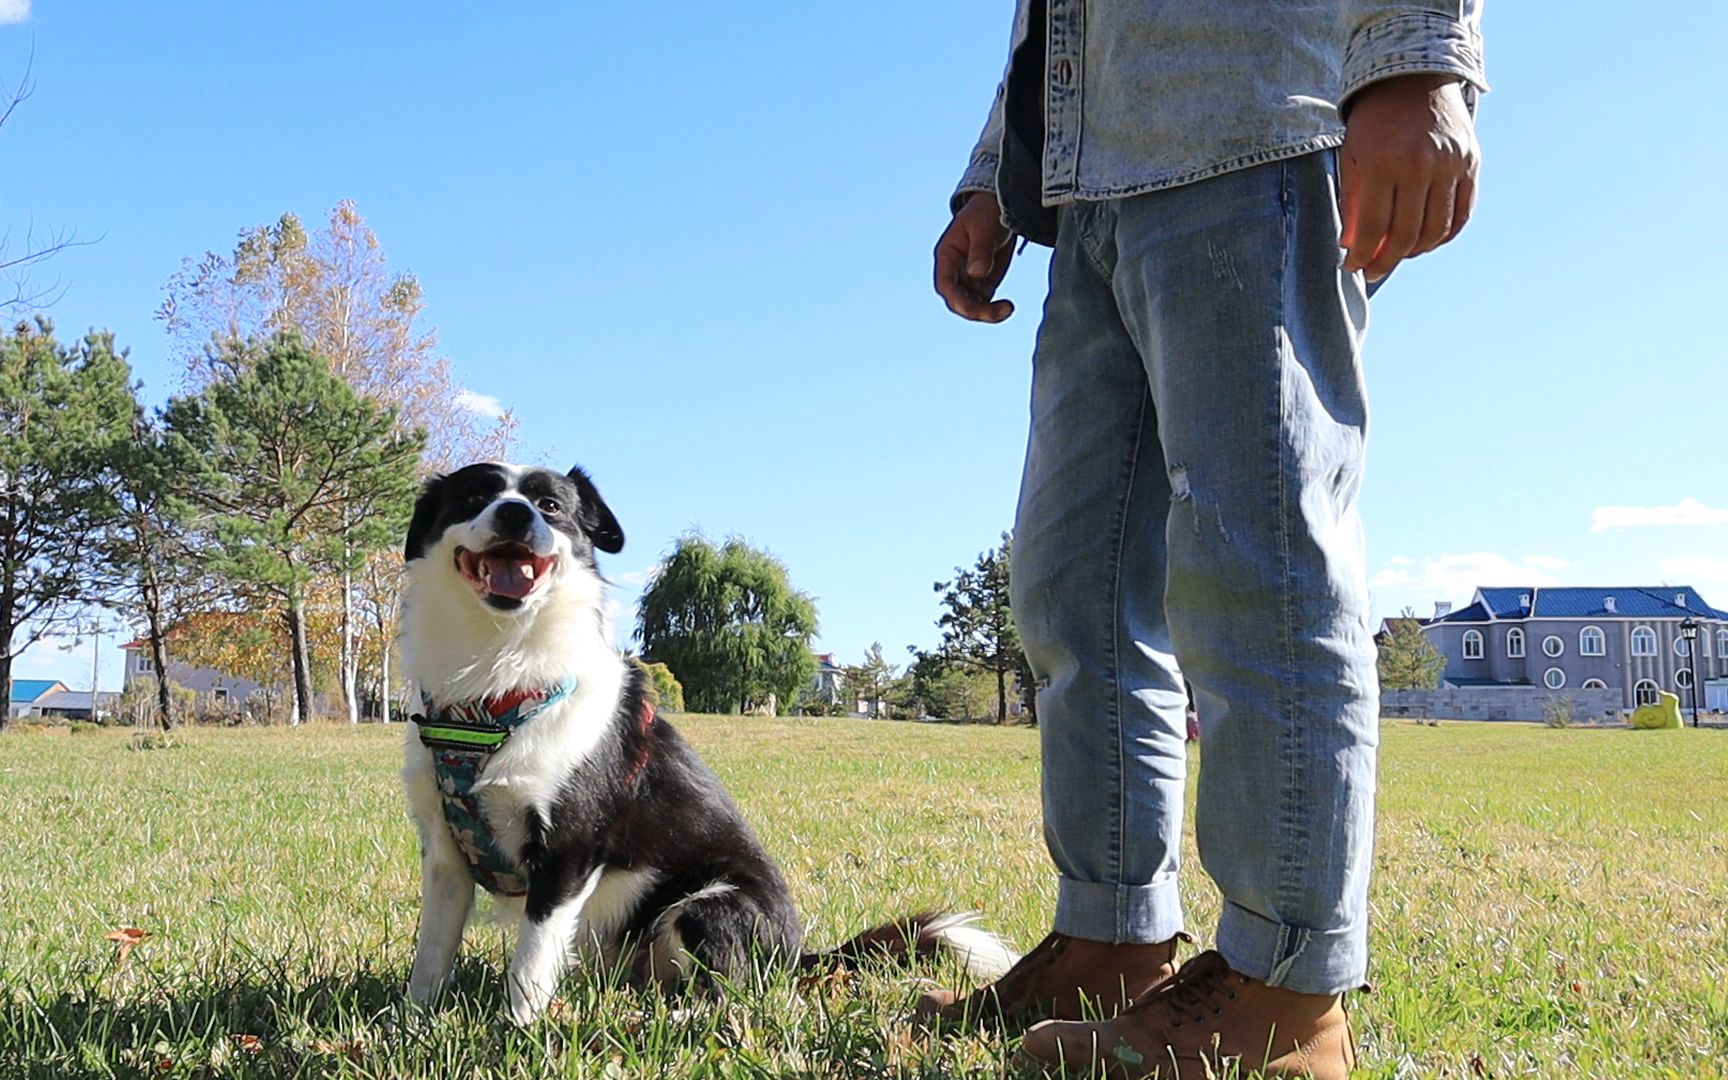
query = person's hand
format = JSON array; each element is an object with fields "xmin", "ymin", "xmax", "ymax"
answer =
[
  {"xmin": 1339, "ymin": 73, "xmax": 1479, "ymax": 281},
  {"xmin": 934, "ymin": 192, "xmax": 1016, "ymax": 322}
]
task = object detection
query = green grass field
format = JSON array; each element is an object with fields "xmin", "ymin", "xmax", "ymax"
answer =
[{"xmin": 1, "ymin": 718, "xmax": 1724, "ymax": 1078}]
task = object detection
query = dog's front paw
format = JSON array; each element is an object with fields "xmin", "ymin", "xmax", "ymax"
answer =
[
  {"xmin": 407, "ymin": 967, "xmax": 452, "ymax": 1006},
  {"xmin": 507, "ymin": 971, "xmax": 555, "ymax": 1026}
]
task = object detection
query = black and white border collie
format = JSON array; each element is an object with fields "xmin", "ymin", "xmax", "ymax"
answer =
[{"xmin": 399, "ymin": 463, "xmax": 1014, "ymax": 1024}]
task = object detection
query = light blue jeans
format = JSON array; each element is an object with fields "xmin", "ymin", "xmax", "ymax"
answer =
[{"xmin": 1011, "ymin": 150, "xmax": 1380, "ymax": 996}]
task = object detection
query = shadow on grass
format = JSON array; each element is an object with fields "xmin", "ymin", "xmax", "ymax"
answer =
[{"xmin": 4, "ymin": 948, "xmax": 1042, "ymax": 1079}]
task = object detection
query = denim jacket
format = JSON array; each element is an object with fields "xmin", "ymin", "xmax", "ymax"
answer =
[{"xmin": 955, "ymin": 1, "xmax": 1488, "ymax": 246}]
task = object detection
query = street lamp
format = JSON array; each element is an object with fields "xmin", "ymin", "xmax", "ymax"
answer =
[{"xmin": 1680, "ymin": 617, "xmax": 1701, "ymax": 728}]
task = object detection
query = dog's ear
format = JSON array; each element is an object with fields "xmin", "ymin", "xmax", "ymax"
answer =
[
  {"xmin": 567, "ymin": 465, "xmax": 624, "ymax": 554},
  {"xmin": 403, "ymin": 474, "xmax": 448, "ymax": 562}
]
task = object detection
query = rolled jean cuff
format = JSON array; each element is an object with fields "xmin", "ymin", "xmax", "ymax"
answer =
[
  {"xmin": 1216, "ymin": 901, "xmax": 1367, "ymax": 996},
  {"xmin": 1053, "ymin": 873, "xmax": 1185, "ymax": 945}
]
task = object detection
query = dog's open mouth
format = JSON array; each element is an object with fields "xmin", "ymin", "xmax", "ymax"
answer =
[{"xmin": 455, "ymin": 544, "xmax": 557, "ymax": 603}]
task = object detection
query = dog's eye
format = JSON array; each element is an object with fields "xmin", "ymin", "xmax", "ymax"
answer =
[{"xmin": 536, "ymin": 497, "xmax": 561, "ymax": 516}]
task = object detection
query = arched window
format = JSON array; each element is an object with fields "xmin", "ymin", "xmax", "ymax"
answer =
[
  {"xmin": 1675, "ymin": 635, "xmax": 1692, "ymax": 658},
  {"xmin": 1463, "ymin": 630, "xmax": 1484, "ymax": 660},
  {"xmin": 1634, "ymin": 679, "xmax": 1660, "ymax": 707},
  {"xmin": 1579, "ymin": 626, "xmax": 1605, "ymax": 656},
  {"xmin": 1676, "ymin": 669, "xmax": 1694, "ymax": 690},
  {"xmin": 1631, "ymin": 627, "xmax": 1657, "ymax": 656},
  {"xmin": 1543, "ymin": 667, "xmax": 1566, "ymax": 690},
  {"xmin": 1543, "ymin": 635, "xmax": 1565, "ymax": 658},
  {"xmin": 1717, "ymin": 629, "xmax": 1728, "ymax": 659},
  {"xmin": 1581, "ymin": 679, "xmax": 1607, "ymax": 690},
  {"xmin": 1506, "ymin": 628, "xmax": 1525, "ymax": 658}
]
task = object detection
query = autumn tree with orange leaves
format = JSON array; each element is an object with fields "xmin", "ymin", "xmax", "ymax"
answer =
[{"xmin": 158, "ymin": 202, "xmax": 510, "ymax": 722}]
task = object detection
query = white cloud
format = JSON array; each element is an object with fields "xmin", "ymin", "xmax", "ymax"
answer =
[
  {"xmin": 1590, "ymin": 498, "xmax": 1728, "ymax": 533},
  {"xmin": 454, "ymin": 389, "xmax": 507, "ymax": 420},
  {"xmin": 0, "ymin": 1, "xmax": 30, "ymax": 26},
  {"xmin": 1369, "ymin": 552, "xmax": 1564, "ymax": 597},
  {"xmin": 611, "ymin": 565, "xmax": 658, "ymax": 588},
  {"xmin": 1387, "ymin": 556, "xmax": 1415, "ymax": 566},
  {"xmin": 1659, "ymin": 556, "xmax": 1728, "ymax": 586}
]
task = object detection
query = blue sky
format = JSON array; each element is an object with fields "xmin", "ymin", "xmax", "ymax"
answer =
[{"xmin": 4, "ymin": 2, "xmax": 1724, "ymax": 693}]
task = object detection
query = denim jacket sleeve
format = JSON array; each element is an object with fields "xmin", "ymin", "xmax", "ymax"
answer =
[
  {"xmin": 1341, "ymin": 0, "xmax": 1489, "ymax": 108},
  {"xmin": 951, "ymin": 82, "xmax": 1007, "ymax": 212}
]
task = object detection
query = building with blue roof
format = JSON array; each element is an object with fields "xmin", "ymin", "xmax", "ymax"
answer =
[
  {"xmin": 7, "ymin": 679, "xmax": 70, "ymax": 720},
  {"xmin": 1421, "ymin": 586, "xmax": 1728, "ymax": 713}
]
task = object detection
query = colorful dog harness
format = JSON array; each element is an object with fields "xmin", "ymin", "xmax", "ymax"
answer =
[{"xmin": 412, "ymin": 679, "xmax": 578, "ymax": 896}]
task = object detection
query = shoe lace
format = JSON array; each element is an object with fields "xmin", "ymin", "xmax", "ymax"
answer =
[{"xmin": 1131, "ymin": 950, "xmax": 1236, "ymax": 1028}]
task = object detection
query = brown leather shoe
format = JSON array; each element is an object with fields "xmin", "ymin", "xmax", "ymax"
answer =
[
  {"xmin": 1021, "ymin": 950, "xmax": 1358, "ymax": 1079},
  {"xmin": 915, "ymin": 932, "xmax": 1184, "ymax": 1030}
]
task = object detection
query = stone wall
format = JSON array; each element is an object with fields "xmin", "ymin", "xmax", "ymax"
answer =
[{"xmin": 1380, "ymin": 687, "xmax": 1623, "ymax": 723}]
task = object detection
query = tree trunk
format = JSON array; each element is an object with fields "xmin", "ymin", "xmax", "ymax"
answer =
[
  {"xmin": 995, "ymin": 664, "xmax": 1008, "ymax": 725},
  {"xmin": 285, "ymin": 599, "xmax": 314, "ymax": 726},
  {"xmin": 0, "ymin": 649, "xmax": 11, "ymax": 734},
  {"xmin": 0, "ymin": 587, "xmax": 13, "ymax": 732},
  {"xmin": 146, "ymin": 613, "xmax": 175, "ymax": 732},
  {"xmin": 379, "ymin": 635, "xmax": 392, "ymax": 724},
  {"xmin": 340, "ymin": 561, "xmax": 359, "ymax": 724}
]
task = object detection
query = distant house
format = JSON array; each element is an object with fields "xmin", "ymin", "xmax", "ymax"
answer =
[
  {"xmin": 120, "ymin": 627, "xmax": 273, "ymax": 713},
  {"xmin": 1422, "ymin": 586, "xmax": 1728, "ymax": 712},
  {"xmin": 8, "ymin": 679, "xmax": 69, "ymax": 719},
  {"xmin": 29, "ymin": 689, "xmax": 121, "ymax": 722},
  {"xmin": 805, "ymin": 653, "xmax": 847, "ymax": 711},
  {"xmin": 1374, "ymin": 616, "xmax": 1422, "ymax": 644}
]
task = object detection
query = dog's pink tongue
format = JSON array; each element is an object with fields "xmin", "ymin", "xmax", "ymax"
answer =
[{"xmin": 482, "ymin": 557, "xmax": 538, "ymax": 599}]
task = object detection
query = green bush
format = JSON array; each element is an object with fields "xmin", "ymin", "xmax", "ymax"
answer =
[{"xmin": 633, "ymin": 658, "xmax": 686, "ymax": 713}]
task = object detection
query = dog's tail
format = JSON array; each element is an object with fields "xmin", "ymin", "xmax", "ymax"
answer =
[{"xmin": 797, "ymin": 911, "xmax": 1018, "ymax": 982}]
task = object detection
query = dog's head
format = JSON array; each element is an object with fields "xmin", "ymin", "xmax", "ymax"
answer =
[{"xmin": 403, "ymin": 462, "xmax": 624, "ymax": 613}]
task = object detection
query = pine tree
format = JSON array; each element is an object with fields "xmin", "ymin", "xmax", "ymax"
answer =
[
  {"xmin": 162, "ymin": 333, "xmax": 423, "ymax": 725},
  {"xmin": 1377, "ymin": 608, "xmax": 1446, "ymax": 691},
  {"xmin": 0, "ymin": 320, "xmax": 135, "ymax": 731},
  {"xmin": 847, "ymin": 642, "xmax": 898, "ymax": 718},
  {"xmin": 933, "ymin": 532, "xmax": 1026, "ymax": 724}
]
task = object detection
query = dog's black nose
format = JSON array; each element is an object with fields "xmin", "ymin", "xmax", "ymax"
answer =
[{"xmin": 491, "ymin": 500, "xmax": 535, "ymax": 537}]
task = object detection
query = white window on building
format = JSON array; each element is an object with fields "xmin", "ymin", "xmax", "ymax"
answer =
[
  {"xmin": 212, "ymin": 687, "xmax": 230, "ymax": 704},
  {"xmin": 1581, "ymin": 679, "xmax": 1607, "ymax": 690},
  {"xmin": 1718, "ymin": 628, "xmax": 1728, "ymax": 659},
  {"xmin": 133, "ymin": 653, "xmax": 155, "ymax": 675},
  {"xmin": 1634, "ymin": 679, "xmax": 1660, "ymax": 707},
  {"xmin": 1676, "ymin": 669, "xmax": 1693, "ymax": 690},
  {"xmin": 1579, "ymin": 626, "xmax": 1606, "ymax": 656},
  {"xmin": 1630, "ymin": 627, "xmax": 1657, "ymax": 656},
  {"xmin": 1542, "ymin": 635, "xmax": 1564, "ymax": 658},
  {"xmin": 1506, "ymin": 628, "xmax": 1525, "ymax": 658},
  {"xmin": 1463, "ymin": 630, "xmax": 1484, "ymax": 660},
  {"xmin": 1543, "ymin": 667, "xmax": 1566, "ymax": 690},
  {"xmin": 1675, "ymin": 636, "xmax": 1691, "ymax": 658}
]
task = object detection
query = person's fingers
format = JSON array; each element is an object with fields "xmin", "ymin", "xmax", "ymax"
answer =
[
  {"xmin": 1337, "ymin": 150, "xmax": 1360, "ymax": 250},
  {"xmin": 1411, "ymin": 177, "xmax": 1458, "ymax": 257},
  {"xmin": 965, "ymin": 223, "xmax": 1003, "ymax": 280},
  {"xmin": 1363, "ymin": 177, "xmax": 1427, "ymax": 281},
  {"xmin": 1340, "ymin": 158, "xmax": 1394, "ymax": 274},
  {"xmin": 934, "ymin": 231, "xmax": 1013, "ymax": 323},
  {"xmin": 1442, "ymin": 173, "xmax": 1476, "ymax": 246}
]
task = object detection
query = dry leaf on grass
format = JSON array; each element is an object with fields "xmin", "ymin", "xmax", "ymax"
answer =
[
  {"xmin": 230, "ymin": 1034, "xmax": 262, "ymax": 1054},
  {"xmin": 309, "ymin": 1037, "xmax": 366, "ymax": 1061},
  {"xmin": 104, "ymin": 927, "xmax": 150, "ymax": 965}
]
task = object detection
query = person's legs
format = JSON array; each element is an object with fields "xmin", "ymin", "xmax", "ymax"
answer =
[
  {"xmin": 1016, "ymin": 204, "xmax": 1192, "ymax": 952},
  {"xmin": 1024, "ymin": 150, "xmax": 1376, "ymax": 1076},
  {"xmin": 921, "ymin": 198, "xmax": 1192, "ymax": 1024}
]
